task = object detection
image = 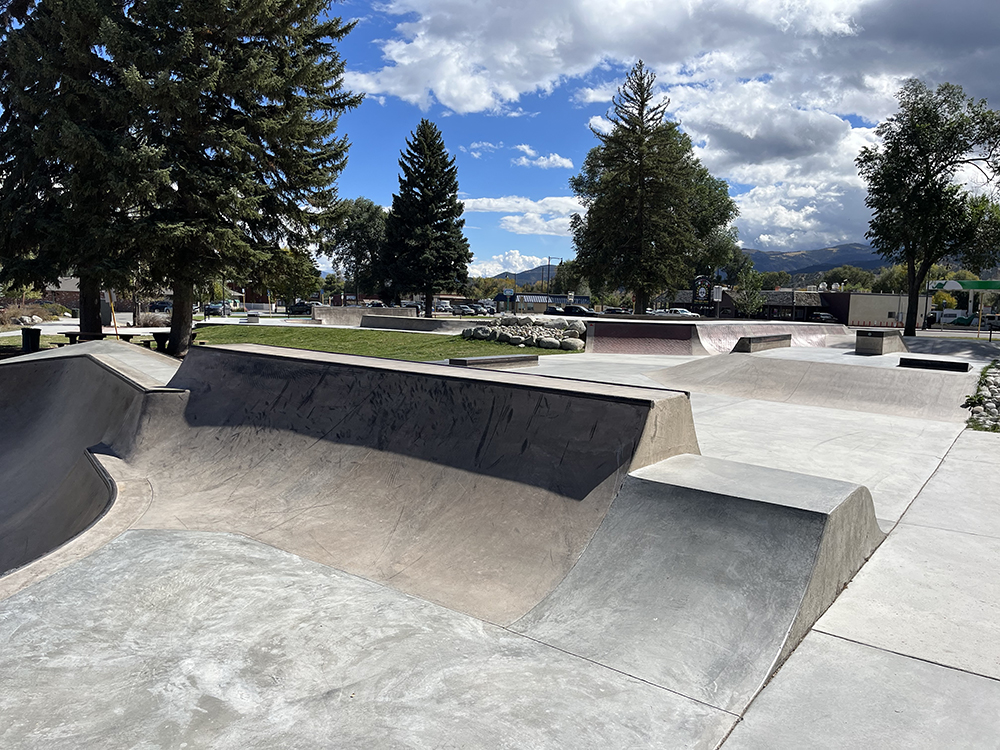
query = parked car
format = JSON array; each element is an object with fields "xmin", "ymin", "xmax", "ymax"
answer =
[
  {"xmin": 204, "ymin": 301, "xmax": 231, "ymax": 316},
  {"xmin": 603, "ymin": 307, "xmax": 631, "ymax": 315},
  {"xmin": 544, "ymin": 306, "xmax": 565, "ymax": 315},
  {"xmin": 808, "ymin": 312, "xmax": 838, "ymax": 323},
  {"xmin": 564, "ymin": 304, "xmax": 598, "ymax": 316},
  {"xmin": 666, "ymin": 308, "xmax": 699, "ymax": 318},
  {"xmin": 451, "ymin": 305, "xmax": 475, "ymax": 316},
  {"xmin": 149, "ymin": 300, "xmax": 172, "ymax": 312},
  {"xmin": 402, "ymin": 301, "xmax": 422, "ymax": 309},
  {"xmin": 286, "ymin": 301, "xmax": 317, "ymax": 315}
]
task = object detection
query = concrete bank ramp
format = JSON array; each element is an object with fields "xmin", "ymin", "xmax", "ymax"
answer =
[
  {"xmin": 0, "ymin": 352, "xmax": 152, "ymax": 576},
  {"xmin": 513, "ymin": 453, "xmax": 885, "ymax": 714},
  {"xmin": 694, "ymin": 322, "xmax": 845, "ymax": 355},
  {"xmin": 649, "ymin": 352, "xmax": 976, "ymax": 421},
  {"xmin": 119, "ymin": 344, "xmax": 699, "ymax": 624}
]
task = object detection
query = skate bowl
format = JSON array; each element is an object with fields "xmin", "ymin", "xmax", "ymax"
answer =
[
  {"xmin": 0, "ymin": 343, "xmax": 887, "ymax": 747},
  {"xmin": 649, "ymin": 352, "xmax": 977, "ymax": 421},
  {"xmin": 585, "ymin": 319, "xmax": 847, "ymax": 355},
  {"xmin": 0, "ymin": 354, "xmax": 155, "ymax": 577}
]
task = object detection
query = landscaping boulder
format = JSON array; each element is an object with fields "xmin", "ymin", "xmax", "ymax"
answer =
[
  {"xmin": 538, "ymin": 337, "xmax": 561, "ymax": 349},
  {"xmin": 472, "ymin": 326, "xmax": 492, "ymax": 340},
  {"xmin": 566, "ymin": 319, "xmax": 586, "ymax": 334},
  {"xmin": 560, "ymin": 338, "xmax": 586, "ymax": 351}
]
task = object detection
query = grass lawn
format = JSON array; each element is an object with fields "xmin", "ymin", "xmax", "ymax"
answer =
[{"xmin": 192, "ymin": 324, "xmax": 575, "ymax": 361}]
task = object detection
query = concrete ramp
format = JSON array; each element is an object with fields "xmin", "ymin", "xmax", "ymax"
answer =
[
  {"xmin": 513, "ymin": 453, "xmax": 884, "ymax": 713},
  {"xmin": 0, "ymin": 354, "xmax": 149, "ymax": 576},
  {"xmin": 119, "ymin": 344, "xmax": 699, "ymax": 624},
  {"xmin": 649, "ymin": 352, "xmax": 976, "ymax": 421}
]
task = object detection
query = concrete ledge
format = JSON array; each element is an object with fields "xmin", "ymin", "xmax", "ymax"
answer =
[
  {"xmin": 856, "ymin": 329, "xmax": 909, "ymax": 355},
  {"xmin": 449, "ymin": 354, "xmax": 538, "ymax": 369},
  {"xmin": 898, "ymin": 356, "xmax": 972, "ymax": 372},
  {"xmin": 513, "ymin": 453, "xmax": 885, "ymax": 714},
  {"xmin": 731, "ymin": 333, "xmax": 791, "ymax": 353},
  {"xmin": 312, "ymin": 306, "xmax": 416, "ymax": 326},
  {"xmin": 361, "ymin": 315, "xmax": 471, "ymax": 333}
]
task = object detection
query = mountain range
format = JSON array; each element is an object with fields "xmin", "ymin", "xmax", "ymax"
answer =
[{"xmin": 480, "ymin": 244, "xmax": 882, "ymax": 281}]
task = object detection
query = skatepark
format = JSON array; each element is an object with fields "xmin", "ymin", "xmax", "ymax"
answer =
[{"xmin": 1, "ymin": 320, "xmax": 998, "ymax": 748}]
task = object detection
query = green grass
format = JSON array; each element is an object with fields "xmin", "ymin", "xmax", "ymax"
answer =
[{"xmin": 192, "ymin": 324, "xmax": 574, "ymax": 361}]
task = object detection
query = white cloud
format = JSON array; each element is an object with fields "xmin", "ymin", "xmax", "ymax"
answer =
[
  {"xmin": 346, "ymin": 0, "xmax": 1000, "ymax": 251},
  {"xmin": 512, "ymin": 153, "xmax": 574, "ymax": 169},
  {"xmin": 468, "ymin": 250, "xmax": 548, "ymax": 277},
  {"xmin": 587, "ymin": 115, "xmax": 613, "ymax": 134},
  {"xmin": 459, "ymin": 140, "xmax": 503, "ymax": 158},
  {"xmin": 463, "ymin": 195, "xmax": 584, "ymax": 237}
]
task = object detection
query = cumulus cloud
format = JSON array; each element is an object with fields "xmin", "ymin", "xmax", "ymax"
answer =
[
  {"xmin": 463, "ymin": 195, "xmax": 584, "ymax": 236},
  {"xmin": 459, "ymin": 140, "xmax": 503, "ymax": 158},
  {"xmin": 346, "ymin": 0, "xmax": 1000, "ymax": 250},
  {"xmin": 468, "ymin": 250, "xmax": 548, "ymax": 277}
]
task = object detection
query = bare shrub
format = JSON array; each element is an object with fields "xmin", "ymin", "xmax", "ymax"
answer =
[{"xmin": 136, "ymin": 312, "xmax": 171, "ymax": 327}]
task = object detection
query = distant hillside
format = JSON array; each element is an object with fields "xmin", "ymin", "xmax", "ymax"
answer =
[
  {"xmin": 489, "ymin": 264, "xmax": 558, "ymax": 285},
  {"xmin": 744, "ymin": 243, "xmax": 881, "ymax": 274}
]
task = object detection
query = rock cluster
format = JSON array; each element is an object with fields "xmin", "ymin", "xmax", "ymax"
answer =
[
  {"xmin": 967, "ymin": 363, "xmax": 1000, "ymax": 430},
  {"xmin": 13, "ymin": 315, "xmax": 44, "ymax": 326},
  {"xmin": 461, "ymin": 315, "xmax": 587, "ymax": 351}
]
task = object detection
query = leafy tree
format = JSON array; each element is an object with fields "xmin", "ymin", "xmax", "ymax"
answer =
[
  {"xmin": 465, "ymin": 276, "xmax": 505, "ymax": 303},
  {"xmin": 873, "ymin": 263, "xmax": 951, "ymax": 293},
  {"xmin": 856, "ymin": 79, "xmax": 1000, "ymax": 335},
  {"xmin": 383, "ymin": 119, "xmax": 471, "ymax": 317},
  {"xmin": 964, "ymin": 196, "xmax": 1000, "ymax": 276},
  {"xmin": 550, "ymin": 260, "xmax": 587, "ymax": 295},
  {"xmin": 260, "ymin": 249, "xmax": 323, "ymax": 307},
  {"xmin": 570, "ymin": 61, "xmax": 738, "ymax": 313},
  {"xmin": 732, "ymin": 266, "xmax": 765, "ymax": 318},
  {"xmin": 822, "ymin": 265, "xmax": 876, "ymax": 291},
  {"xmin": 323, "ymin": 271, "xmax": 346, "ymax": 299},
  {"xmin": 932, "ymin": 291, "xmax": 957, "ymax": 309},
  {"xmin": 0, "ymin": 0, "xmax": 164, "ymax": 333},
  {"xmin": 324, "ymin": 197, "xmax": 387, "ymax": 302},
  {"xmin": 759, "ymin": 271, "xmax": 792, "ymax": 290}
]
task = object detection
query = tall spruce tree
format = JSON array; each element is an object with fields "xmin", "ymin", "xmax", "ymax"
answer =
[
  {"xmin": 0, "ymin": 0, "xmax": 165, "ymax": 332},
  {"xmin": 570, "ymin": 61, "xmax": 737, "ymax": 314},
  {"xmin": 106, "ymin": 0, "xmax": 361, "ymax": 354},
  {"xmin": 384, "ymin": 120, "xmax": 471, "ymax": 317}
]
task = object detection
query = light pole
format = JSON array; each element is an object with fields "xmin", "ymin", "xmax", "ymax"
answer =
[{"xmin": 546, "ymin": 257, "xmax": 562, "ymax": 294}]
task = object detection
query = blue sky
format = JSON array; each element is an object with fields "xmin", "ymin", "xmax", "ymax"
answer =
[{"xmin": 326, "ymin": 0, "xmax": 1000, "ymax": 277}]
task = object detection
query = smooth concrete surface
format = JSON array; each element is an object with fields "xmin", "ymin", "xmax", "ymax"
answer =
[
  {"xmin": 0, "ymin": 530, "xmax": 735, "ymax": 749},
  {"xmin": 360, "ymin": 315, "xmax": 471, "ymax": 333},
  {"xmin": 0, "ymin": 349, "xmax": 159, "ymax": 576},
  {"xmin": 648, "ymin": 352, "xmax": 976, "ymax": 421},
  {"xmin": 513, "ymin": 454, "xmax": 883, "ymax": 714},
  {"xmin": 723, "ymin": 632, "xmax": 1000, "ymax": 749},
  {"xmin": 2, "ymin": 338, "xmax": 997, "ymax": 748},
  {"xmin": 311, "ymin": 305, "xmax": 416, "ymax": 325},
  {"xmin": 121, "ymin": 345, "xmax": 700, "ymax": 625}
]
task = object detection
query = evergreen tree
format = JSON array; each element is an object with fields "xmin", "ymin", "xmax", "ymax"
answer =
[
  {"xmin": 0, "ymin": 0, "xmax": 165, "ymax": 332},
  {"xmin": 108, "ymin": 0, "xmax": 361, "ymax": 354},
  {"xmin": 570, "ymin": 61, "xmax": 738, "ymax": 314},
  {"xmin": 383, "ymin": 119, "xmax": 471, "ymax": 317},
  {"xmin": 856, "ymin": 79, "xmax": 1000, "ymax": 335}
]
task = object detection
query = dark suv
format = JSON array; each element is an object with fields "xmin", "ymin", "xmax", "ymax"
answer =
[
  {"xmin": 564, "ymin": 304, "xmax": 598, "ymax": 316},
  {"xmin": 286, "ymin": 301, "xmax": 315, "ymax": 315},
  {"xmin": 808, "ymin": 312, "xmax": 838, "ymax": 323}
]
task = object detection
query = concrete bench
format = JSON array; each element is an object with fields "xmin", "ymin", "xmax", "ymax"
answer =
[
  {"xmin": 898, "ymin": 356, "xmax": 972, "ymax": 373},
  {"xmin": 731, "ymin": 334, "xmax": 791, "ymax": 353},
  {"xmin": 449, "ymin": 354, "xmax": 539, "ymax": 369},
  {"xmin": 60, "ymin": 331, "xmax": 139, "ymax": 345},
  {"xmin": 856, "ymin": 329, "xmax": 908, "ymax": 355}
]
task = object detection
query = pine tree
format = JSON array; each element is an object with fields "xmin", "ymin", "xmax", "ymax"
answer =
[
  {"xmin": 107, "ymin": 0, "xmax": 361, "ymax": 354},
  {"xmin": 570, "ymin": 61, "xmax": 737, "ymax": 314},
  {"xmin": 384, "ymin": 120, "xmax": 471, "ymax": 317},
  {"xmin": 1, "ymin": 0, "xmax": 360, "ymax": 350},
  {"xmin": 0, "ymin": 0, "xmax": 164, "ymax": 332}
]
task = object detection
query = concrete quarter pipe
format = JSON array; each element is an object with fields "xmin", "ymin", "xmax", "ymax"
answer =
[{"xmin": 0, "ymin": 343, "xmax": 884, "ymax": 748}]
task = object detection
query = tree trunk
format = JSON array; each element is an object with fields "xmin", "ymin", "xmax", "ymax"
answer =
[
  {"xmin": 424, "ymin": 288, "xmax": 434, "ymax": 318},
  {"xmin": 167, "ymin": 278, "xmax": 195, "ymax": 357},
  {"xmin": 634, "ymin": 290, "xmax": 649, "ymax": 315},
  {"xmin": 904, "ymin": 259, "xmax": 919, "ymax": 337},
  {"xmin": 78, "ymin": 274, "xmax": 102, "ymax": 334}
]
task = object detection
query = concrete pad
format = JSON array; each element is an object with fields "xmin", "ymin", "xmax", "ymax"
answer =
[
  {"xmin": 648, "ymin": 353, "xmax": 977, "ymax": 421},
  {"xmin": 901, "ymin": 430, "xmax": 1000, "ymax": 538},
  {"xmin": 0, "ymin": 529, "xmax": 735, "ymax": 749},
  {"xmin": 513, "ymin": 454, "xmax": 882, "ymax": 714},
  {"xmin": 815, "ymin": 522, "xmax": 1000, "ymax": 680},
  {"xmin": 722, "ymin": 632, "xmax": 1000, "ymax": 749},
  {"xmin": 687, "ymin": 393, "xmax": 962, "ymax": 525}
]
